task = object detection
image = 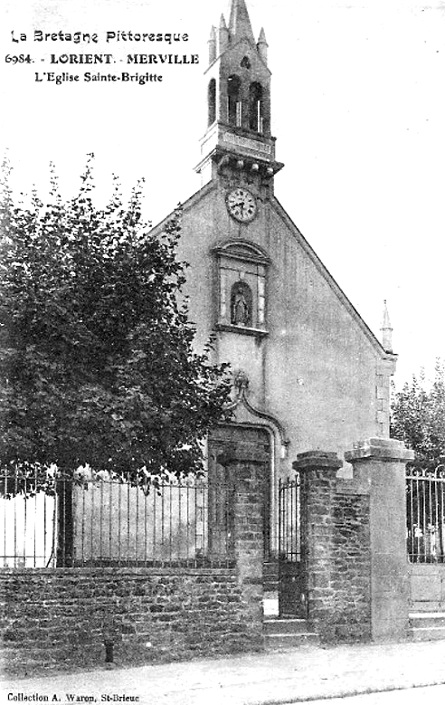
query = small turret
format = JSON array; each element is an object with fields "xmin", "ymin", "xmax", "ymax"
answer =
[
  {"xmin": 381, "ymin": 300, "xmax": 393, "ymax": 352},
  {"xmin": 257, "ymin": 27, "xmax": 268, "ymax": 64},
  {"xmin": 219, "ymin": 14, "xmax": 229, "ymax": 54},
  {"xmin": 208, "ymin": 26, "xmax": 217, "ymax": 65}
]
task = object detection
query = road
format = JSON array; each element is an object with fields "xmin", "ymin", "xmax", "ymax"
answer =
[{"xmin": 289, "ymin": 684, "xmax": 445, "ymax": 705}]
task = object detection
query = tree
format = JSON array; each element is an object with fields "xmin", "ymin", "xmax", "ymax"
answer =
[
  {"xmin": 391, "ymin": 360, "xmax": 445, "ymax": 468},
  {"xmin": 0, "ymin": 156, "xmax": 233, "ymax": 492}
]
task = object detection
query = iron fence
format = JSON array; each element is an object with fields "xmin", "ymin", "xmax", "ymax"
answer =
[
  {"xmin": 278, "ymin": 476, "xmax": 301, "ymax": 563},
  {"xmin": 406, "ymin": 463, "xmax": 445, "ymax": 563},
  {"xmin": 0, "ymin": 468, "xmax": 234, "ymax": 568},
  {"xmin": 277, "ymin": 475, "xmax": 305, "ymax": 617}
]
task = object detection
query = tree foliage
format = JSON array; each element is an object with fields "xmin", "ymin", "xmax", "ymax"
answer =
[
  {"xmin": 391, "ymin": 360, "xmax": 445, "ymax": 468},
  {"xmin": 0, "ymin": 155, "xmax": 232, "ymax": 488}
]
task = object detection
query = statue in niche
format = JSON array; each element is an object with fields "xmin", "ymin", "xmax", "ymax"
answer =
[{"xmin": 231, "ymin": 281, "xmax": 252, "ymax": 326}]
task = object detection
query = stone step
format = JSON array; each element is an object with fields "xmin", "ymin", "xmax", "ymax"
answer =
[
  {"xmin": 409, "ymin": 611, "xmax": 445, "ymax": 641},
  {"xmin": 263, "ymin": 618, "xmax": 312, "ymax": 635},
  {"xmin": 410, "ymin": 625, "xmax": 445, "ymax": 641},
  {"xmin": 263, "ymin": 617, "xmax": 318, "ymax": 649},
  {"xmin": 410, "ymin": 611, "xmax": 445, "ymax": 628},
  {"xmin": 264, "ymin": 632, "xmax": 319, "ymax": 649}
]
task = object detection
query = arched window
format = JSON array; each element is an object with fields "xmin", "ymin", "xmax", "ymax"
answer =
[
  {"xmin": 231, "ymin": 281, "xmax": 253, "ymax": 327},
  {"xmin": 227, "ymin": 74, "xmax": 242, "ymax": 127},
  {"xmin": 208, "ymin": 79, "xmax": 216, "ymax": 126},
  {"xmin": 249, "ymin": 82, "xmax": 263, "ymax": 132}
]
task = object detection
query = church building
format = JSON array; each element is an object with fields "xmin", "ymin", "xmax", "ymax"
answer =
[
  {"xmin": 2, "ymin": 2, "xmax": 422, "ymax": 664},
  {"xmin": 152, "ymin": 0, "xmax": 396, "ymax": 564}
]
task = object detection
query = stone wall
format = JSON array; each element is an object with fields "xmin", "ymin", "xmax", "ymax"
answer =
[
  {"xmin": 0, "ymin": 566, "xmax": 263, "ymax": 678},
  {"xmin": 330, "ymin": 491, "xmax": 371, "ymax": 642}
]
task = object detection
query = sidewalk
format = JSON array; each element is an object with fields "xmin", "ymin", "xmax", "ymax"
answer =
[{"xmin": 3, "ymin": 640, "xmax": 445, "ymax": 705}]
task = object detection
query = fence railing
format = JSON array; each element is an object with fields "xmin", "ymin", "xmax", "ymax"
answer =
[
  {"xmin": 406, "ymin": 463, "xmax": 445, "ymax": 563},
  {"xmin": 0, "ymin": 469, "xmax": 234, "ymax": 569},
  {"xmin": 278, "ymin": 476, "xmax": 301, "ymax": 563}
]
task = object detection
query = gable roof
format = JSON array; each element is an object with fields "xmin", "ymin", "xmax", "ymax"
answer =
[
  {"xmin": 150, "ymin": 183, "xmax": 396, "ymax": 362},
  {"xmin": 270, "ymin": 195, "xmax": 396, "ymax": 360}
]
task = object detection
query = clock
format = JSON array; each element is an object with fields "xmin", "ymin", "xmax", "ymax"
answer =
[{"xmin": 226, "ymin": 188, "xmax": 257, "ymax": 223}]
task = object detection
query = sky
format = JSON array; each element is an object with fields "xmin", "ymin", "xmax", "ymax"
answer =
[{"xmin": 1, "ymin": 0, "xmax": 444, "ymax": 387}]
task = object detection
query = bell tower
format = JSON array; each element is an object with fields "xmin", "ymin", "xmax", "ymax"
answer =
[{"xmin": 195, "ymin": 0, "xmax": 283, "ymax": 190}]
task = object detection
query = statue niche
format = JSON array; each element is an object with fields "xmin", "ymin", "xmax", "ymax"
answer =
[
  {"xmin": 213, "ymin": 239, "xmax": 269, "ymax": 334},
  {"xmin": 231, "ymin": 281, "xmax": 252, "ymax": 327}
]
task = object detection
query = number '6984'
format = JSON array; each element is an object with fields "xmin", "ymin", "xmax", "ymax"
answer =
[{"xmin": 5, "ymin": 55, "xmax": 32, "ymax": 64}]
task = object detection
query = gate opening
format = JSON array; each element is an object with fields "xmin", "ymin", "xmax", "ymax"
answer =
[{"xmin": 278, "ymin": 476, "xmax": 306, "ymax": 617}]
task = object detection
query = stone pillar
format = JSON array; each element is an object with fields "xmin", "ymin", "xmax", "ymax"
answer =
[
  {"xmin": 345, "ymin": 438, "xmax": 414, "ymax": 642},
  {"xmin": 217, "ymin": 441, "xmax": 268, "ymax": 633},
  {"xmin": 292, "ymin": 451, "xmax": 343, "ymax": 640}
]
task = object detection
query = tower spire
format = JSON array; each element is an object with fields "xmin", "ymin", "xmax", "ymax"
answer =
[
  {"xmin": 196, "ymin": 0, "xmax": 283, "ymax": 186},
  {"xmin": 228, "ymin": 0, "xmax": 256, "ymax": 44},
  {"xmin": 381, "ymin": 300, "xmax": 393, "ymax": 353}
]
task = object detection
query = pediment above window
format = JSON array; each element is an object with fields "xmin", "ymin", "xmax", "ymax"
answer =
[{"xmin": 213, "ymin": 239, "xmax": 271, "ymax": 266}]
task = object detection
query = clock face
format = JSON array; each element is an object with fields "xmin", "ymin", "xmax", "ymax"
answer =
[{"xmin": 226, "ymin": 188, "xmax": 257, "ymax": 223}]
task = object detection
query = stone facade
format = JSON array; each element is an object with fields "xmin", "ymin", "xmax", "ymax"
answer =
[{"xmin": 150, "ymin": 0, "xmax": 397, "ymax": 491}]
